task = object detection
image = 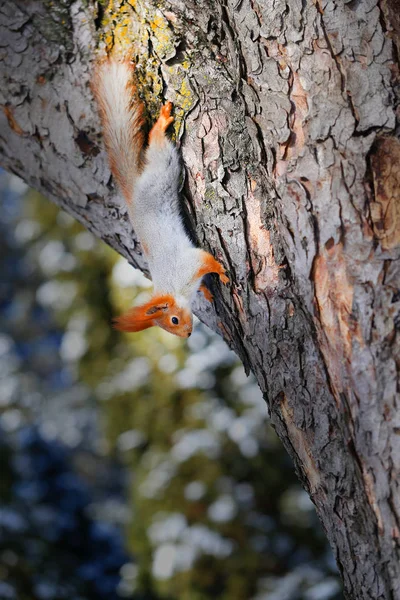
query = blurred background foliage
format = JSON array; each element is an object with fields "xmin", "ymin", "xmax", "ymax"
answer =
[{"xmin": 0, "ymin": 171, "xmax": 342, "ymax": 600}]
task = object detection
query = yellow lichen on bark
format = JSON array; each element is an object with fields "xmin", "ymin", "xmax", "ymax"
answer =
[
  {"xmin": 95, "ymin": 0, "xmax": 193, "ymax": 134},
  {"xmin": 99, "ymin": 1, "xmax": 138, "ymax": 52}
]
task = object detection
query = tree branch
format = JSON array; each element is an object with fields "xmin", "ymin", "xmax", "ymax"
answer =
[{"xmin": 1, "ymin": 1, "xmax": 399, "ymax": 597}]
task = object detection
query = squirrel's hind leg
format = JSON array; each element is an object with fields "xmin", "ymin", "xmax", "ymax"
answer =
[
  {"xmin": 148, "ymin": 102, "xmax": 174, "ymax": 146},
  {"xmin": 196, "ymin": 251, "xmax": 230, "ymax": 285}
]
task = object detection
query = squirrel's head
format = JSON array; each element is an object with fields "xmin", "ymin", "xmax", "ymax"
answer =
[{"xmin": 113, "ymin": 294, "xmax": 193, "ymax": 338}]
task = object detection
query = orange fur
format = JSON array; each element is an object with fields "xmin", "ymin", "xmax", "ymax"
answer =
[
  {"xmin": 113, "ymin": 294, "xmax": 173, "ymax": 332},
  {"xmin": 196, "ymin": 251, "xmax": 229, "ymax": 284},
  {"xmin": 92, "ymin": 60, "xmax": 145, "ymax": 204},
  {"xmin": 93, "ymin": 59, "xmax": 230, "ymax": 339},
  {"xmin": 200, "ymin": 284, "xmax": 213, "ymax": 302},
  {"xmin": 114, "ymin": 294, "xmax": 192, "ymax": 337},
  {"xmin": 148, "ymin": 101, "xmax": 174, "ymax": 147}
]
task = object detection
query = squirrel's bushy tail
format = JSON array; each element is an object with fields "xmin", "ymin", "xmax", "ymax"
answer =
[{"xmin": 92, "ymin": 58, "xmax": 144, "ymax": 204}]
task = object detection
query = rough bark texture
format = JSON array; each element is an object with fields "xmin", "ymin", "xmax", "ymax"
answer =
[{"xmin": 1, "ymin": 1, "xmax": 399, "ymax": 598}]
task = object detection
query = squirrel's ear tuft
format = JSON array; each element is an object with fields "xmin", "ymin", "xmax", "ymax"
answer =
[
  {"xmin": 144, "ymin": 294, "xmax": 175, "ymax": 316},
  {"xmin": 113, "ymin": 295, "xmax": 175, "ymax": 333},
  {"xmin": 145, "ymin": 302, "xmax": 169, "ymax": 315},
  {"xmin": 113, "ymin": 306, "xmax": 155, "ymax": 332}
]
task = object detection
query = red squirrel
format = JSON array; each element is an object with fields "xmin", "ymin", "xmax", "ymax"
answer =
[{"xmin": 92, "ymin": 56, "xmax": 229, "ymax": 338}]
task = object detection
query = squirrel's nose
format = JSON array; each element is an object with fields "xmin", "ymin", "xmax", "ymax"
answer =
[{"xmin": 187, "ymin": 332, "xmax": 191, "ymax": 338}]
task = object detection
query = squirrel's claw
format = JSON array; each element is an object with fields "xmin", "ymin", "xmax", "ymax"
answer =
[
  {"xmin": 159, "ymin": 101, "xmax": 174, "ymax": 131},
  {"xmin": 161, "ymin": 101, "xmax": 173, "ymax": 118},
  {"xmin": 219, "ymin": 272, "xmax": 230, "ymax": 285},
  {"xmin": 149, "ymin": 102, "xmax": 174, "ymax": 146}
]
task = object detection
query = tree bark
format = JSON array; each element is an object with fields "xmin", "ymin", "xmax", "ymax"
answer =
[{"xmin": 1, "ymin": 0, "xmax": 399, "ymax": 598}]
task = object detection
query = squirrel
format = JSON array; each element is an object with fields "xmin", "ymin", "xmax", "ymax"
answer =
[{"xmin": 92, "ymin": 56, "xmax": 229, "ymax": 338}]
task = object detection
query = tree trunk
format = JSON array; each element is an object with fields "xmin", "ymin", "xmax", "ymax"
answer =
[{"xmin": 1, "ymin": 0, "xmax": 399, "ymax": 597}]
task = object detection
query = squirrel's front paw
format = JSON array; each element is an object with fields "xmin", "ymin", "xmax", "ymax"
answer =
[
  {"xmin": 149, "ymin": 102, "xmax": 174, "ymax": 146},
  {"xmin": 159, "ymin": 101, "xmax": 174, "ymax": 131}
]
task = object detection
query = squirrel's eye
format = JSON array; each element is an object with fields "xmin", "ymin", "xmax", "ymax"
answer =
[{"xmin": 171, "ymin": 316, "xmax": 179, "ymax": 325}]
